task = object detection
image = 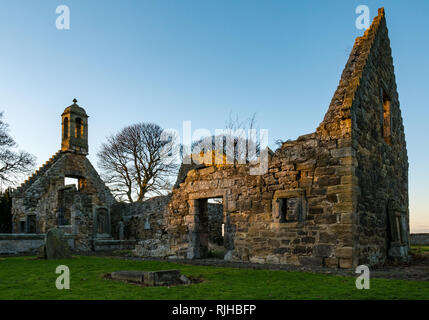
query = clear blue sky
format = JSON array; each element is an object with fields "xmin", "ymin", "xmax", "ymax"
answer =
[{"xmin": 0, "ymin": 1, "xmax": 427, "ymax": 232}]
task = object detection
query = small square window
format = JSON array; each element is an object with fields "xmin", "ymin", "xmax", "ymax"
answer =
[
  {"xmin": 278, "ymin": 197, "xmax": 304, "ymax": 223},
  {"xmin": 272, "ymin": 189, "xmax": 307, "ymax": 224}
]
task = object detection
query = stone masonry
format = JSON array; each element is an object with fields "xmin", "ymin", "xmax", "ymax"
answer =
[
  {"xmin": 165, "ymin": 8, "xmax": 409, "ymax": 268},
  {"xmin": 11, "ymin": 100, "xmax": 116, "ymax": 251},
  {"xmin": 8, "ymin": 8, "xmax": 409, "ymax": 268}
]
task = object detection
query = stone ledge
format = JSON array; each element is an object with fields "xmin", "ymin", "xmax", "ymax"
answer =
[{"xmin": 0, "ymin": 234, "xmax": 45, "ymax": 240}]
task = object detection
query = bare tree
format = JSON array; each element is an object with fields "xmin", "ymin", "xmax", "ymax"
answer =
[
  {"xmin": 188, "ymin": 112, "xmax": 261, "ymax": 165},
  {"xmin": 223, "ymin": 112, "xmax": 260, "ymax": 163},
  {"xmin": 97, "ymin": 122, "xmax": 180, "ymax": 202},
  {"xmin": 0, "ymin": 112, "xmax": 35, "ymax": 186}
]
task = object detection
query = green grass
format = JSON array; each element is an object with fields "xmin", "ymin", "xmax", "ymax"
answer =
[
  {"xmin": 0, "ymin": 255, "xmax": 428, "ymax": 300},
  {"xmin": 411, "ymin": 245, "xmax": 429, "ymax": 254}
]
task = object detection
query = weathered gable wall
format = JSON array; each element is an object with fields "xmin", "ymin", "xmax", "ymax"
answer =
[
  {"xmin": 12, "ymin": 151, "xmax": 116, "ymax": 249},
  {"xmin": 348, "ymin": 10, "xmax": 409, "ymax": 265},
  {"xmin": 166, "ymin": 8, "xmax": 407, "ymax": 269}
]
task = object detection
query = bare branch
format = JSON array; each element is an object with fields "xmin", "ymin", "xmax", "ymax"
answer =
[
  {"xmin": 0, "ymin": 112, "xmax": 36, "ymax": 186},
  {"xmin": 97, "ymin": 122, "xmax": 180, "ymax": 202}
]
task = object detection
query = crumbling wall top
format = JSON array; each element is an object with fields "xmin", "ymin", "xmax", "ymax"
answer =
[{"xmin": 318, "ymin": 7, "xmax": 386, "ymax": 135}]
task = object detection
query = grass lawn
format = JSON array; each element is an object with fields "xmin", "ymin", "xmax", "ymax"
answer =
[
  {"xmin": 411, "ymin": 245, "xmax": 429, "ymax": 254},
  {"xmin": 0, "ymin": 255, "xmax": 428, "ymax": 300}
]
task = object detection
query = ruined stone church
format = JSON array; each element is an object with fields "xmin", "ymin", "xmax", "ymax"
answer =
[
  {"xmin": 12, "ymin": 99, "xmax": 116, "ymax": 250},
  {"xmin": 164, "ymin": 8, "xmax": 409, "ymax": 268},
  {"xmin": 9, "ymin": 8, "xmax": 409, "ymax": 268}
]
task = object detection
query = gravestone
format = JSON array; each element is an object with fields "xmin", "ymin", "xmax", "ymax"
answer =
[
  {"xmin": 44, "ymin": 227, "xmax": 72, "ymax": 259},
  {"xmin": 110, "ymin": 270, "xmax": 190, "ymax": 286}
]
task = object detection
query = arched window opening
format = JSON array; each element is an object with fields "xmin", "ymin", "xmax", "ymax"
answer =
[
  {"xmin": 75, "ymin": 118, "xmax": 83, "ymax": 138},
  {"xmin": 63, "ymin": 118, "xmax": 69, "ymax": 139},
  {"xmin": 382, "ymin": 92, "xmax": 391, "ymax": 145}
]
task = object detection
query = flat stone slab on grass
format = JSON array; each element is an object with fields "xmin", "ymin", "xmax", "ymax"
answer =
[{"xmin": 110, "ymin": 269, "xmax": 191, "ymax": 286}]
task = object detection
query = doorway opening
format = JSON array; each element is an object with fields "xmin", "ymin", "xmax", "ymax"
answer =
[
  {"xmin": 95, "ymin": 207, "xmax": 110, "ymax": 235},
  {"xmin": 26, "ymin": 215, "xmax": 36, "ymax": 233},
  {"xmin": 207, "ymin": 198, "xmax": 225, "ymax": 259},
  {"xmin": 20, "ymin": 220, "xmax": 26, "ymax": 233},
  {"xmin": 190, "ymin": 197, "xmax": 226, "ymax": 259}
]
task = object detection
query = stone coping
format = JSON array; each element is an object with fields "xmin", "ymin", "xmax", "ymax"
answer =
[
  {"xmin": 0, "ymin": 234, "xmax": 137, "ymax": 243},
  {"xmin": 0, "ymin": 234, "xmax": 45, "ymax": 240},
  {"xmin": 0, "ymin": 233, "xmax": 75, "ymax": 240}
]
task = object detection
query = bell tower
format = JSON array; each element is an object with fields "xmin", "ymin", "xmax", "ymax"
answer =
[{"xmin": 61, "ymin": 99, "xmax": 89, "ymax": 155}]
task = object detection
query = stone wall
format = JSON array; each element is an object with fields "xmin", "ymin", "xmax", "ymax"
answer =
[
  {"xmin": 110, "ymin": 196, "xmax": 171, "ymax": 257},
  {"xmin": 111, "ymin": 195, "xmax": 223, "ymax": 242},
  {"xmin": 0, "ymin": 233, "xmax": 75, "ymax": 255},
  {"xmin": 0, "ymin": 233, "xmax": 139, "ymax": 255},
  {"xmin": 111, "ymin": 195, "xmax": 171, "ymax": 241},
  {"xmin": 93, "ymin": 239, "xmax": 137, "ymax": 251},
  {"xmin": 167, "ymin": 134, "xmax": 355, "ymax": 267},
  {"xmin": 0, "ymin": 234, "xmax": 45, "ymax": 255},
  {"xmin": 342, "ymin": 9, "xmax": 408, "ymax": 265},
  {"xmin": 410, "ymin": 234, "xmax": 429, "ymax": 246},
  {"xmin": 165, "ymin": 8, "xmax": 408, "ymax": 269},
  {"xmin": 12, "ymin": 151, "xmax": 116, "ymax": 250}
]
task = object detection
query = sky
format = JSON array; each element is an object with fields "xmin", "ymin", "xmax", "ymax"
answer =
[{"xmin": 0, "ymin": 0, "xmax": 427, "ymax": 232}]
